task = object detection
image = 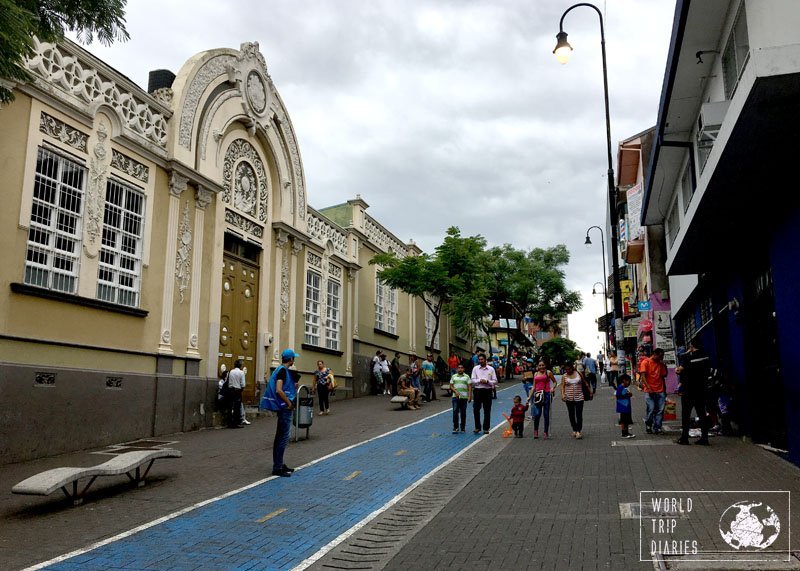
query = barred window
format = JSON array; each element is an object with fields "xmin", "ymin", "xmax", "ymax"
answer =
[
  {"xmin": 375, "ymin": 276, "xmax": 385, "ymax": 331},
  {"xmin": 97, "ymin": 179, "xmax": 145, "ymax": 306},
  {"xmin": 305, "ymin": 270, "xmax": 321, "ymax": 346},
  {"xmin": 326, "ymin": 279, "xmax": 341, "ymax": 350},
  {"xmin": 682, "ymin": 314, "xmax": 698, "ymax": 346},
  {"xmin": 386, "ymin": 286, "xmax": 397, "ymax": 335},
  {"xmin": 699, "ymin": 295, "xmax": 714, "ymax": 327},
  {"xmin": 25, "ymin": 147, "xmax": 85, "ymax": 293}
]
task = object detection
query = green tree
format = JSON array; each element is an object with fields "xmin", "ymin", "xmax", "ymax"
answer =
[
  {"xmin": 370, "ymin": 227, "xmax": 487, "ymax": 350},
  {"xmin": 0, "ymin": 0, "xmax": 130, "ymax": 103},
  {"xmin": 538, "ymin": 337, "xmax": 581, "ymax": 369}
]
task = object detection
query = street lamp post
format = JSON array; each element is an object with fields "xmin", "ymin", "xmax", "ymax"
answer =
[
  {"xmin": 554, "ymin": 2, "xmax": 626, "ymax": 372},
  {"xmin": 591, "ymin": 279, "xmax": 610, "ymax": 355},
  {"xmin": 586, "ymin": 226, "xmax": 610, "ymax": 356}
]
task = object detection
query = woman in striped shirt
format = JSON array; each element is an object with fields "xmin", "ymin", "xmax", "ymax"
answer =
[{"xmin": 561, "ymin": 361, "xmax": 592, "ymax": 439}]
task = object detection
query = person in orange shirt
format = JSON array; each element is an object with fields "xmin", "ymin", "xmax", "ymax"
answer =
[
  {"xmin": 448, "ymin": 351, "xmax": 460, "ymax": 377},
  {"xmin": 640, "ymin": 348, "xmax": 667, "ymax": 434}
]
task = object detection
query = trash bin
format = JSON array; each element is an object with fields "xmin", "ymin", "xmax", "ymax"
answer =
[
  {"xmin": 664, "ymin": 398, "xmax": 677, "ymax": 421},
  {"xmin": 297, "ymin": 395, "xmax": 314, "ymax": 428}
]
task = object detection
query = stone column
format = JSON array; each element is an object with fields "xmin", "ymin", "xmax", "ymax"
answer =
[
  {"xmin": 346, "ymin": 268, "xmax": 356, "ymax": 374},
  {"xmin": 187, "ymin": 186, "xmax": 212, "ymax": 355},
  {"xmin": 273, "ymin": 229, "xmax": 289, "ymax": 365},
  {"xmin": 159, "ymin": 172, "xmax": 188, "ymax": 353},
  {"xmin": 289, "ymin": 238, "xmax": 303, "ymax": 348}
]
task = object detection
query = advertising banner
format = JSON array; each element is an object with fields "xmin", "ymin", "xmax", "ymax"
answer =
[
  {"xmin": 654, "ymin": 310, "xmax": 676, "ymax": 367},
  {"xmin": 626, "ymin": 183, "xmax": 643, "ymax": 240}
]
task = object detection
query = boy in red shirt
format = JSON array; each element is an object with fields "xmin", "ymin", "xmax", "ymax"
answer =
[{"xmin": 510, "ymin": 395, "xmax": 529, "ymax": 438}]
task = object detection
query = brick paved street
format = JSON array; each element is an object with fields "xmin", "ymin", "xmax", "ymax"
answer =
[
  {"xmin": 3, "ymin": 382, "xmax": 799, "ymax": 570},
  {"xmin": 386, "ymin": 384, "xmax": 800, "ymax": 570}
]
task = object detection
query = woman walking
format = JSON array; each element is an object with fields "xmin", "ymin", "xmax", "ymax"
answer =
[
  {"xmin": 312, "ymin": 360, "xmax": 334, "ymax": 415},
  {"xmin": 608, "ymin": 351, "xmax": 620, "ymax": 388},
  {"xmin": 561, "ymin": 361, "xmax": 592, "ymax": 439},
  {"xmin": 527, "ymin": 361, "xmax": 558, "ymax": 439}
]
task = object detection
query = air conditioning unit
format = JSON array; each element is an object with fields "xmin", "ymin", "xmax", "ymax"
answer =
[{"xmin": 697, "ymin": 100, "xmax": 730, "ymax": 140}]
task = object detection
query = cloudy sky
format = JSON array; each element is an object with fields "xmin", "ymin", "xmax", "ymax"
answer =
[{"xmin": 76, "ymin": 0, "xmax": 674, "ymax": 353}]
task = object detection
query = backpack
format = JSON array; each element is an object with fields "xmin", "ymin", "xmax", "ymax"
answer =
[{"xmin": 260, "ymin": 365, "xmax": 290, "ymax": 411}]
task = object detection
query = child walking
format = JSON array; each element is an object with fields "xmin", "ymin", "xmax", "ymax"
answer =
[
  {"xmin": 510, "ymin": 396, "xmax": 529, "ymax": 438},
  {"xmin": 616, "ymin": 374, "xmax": 635, "ymax": 438}
]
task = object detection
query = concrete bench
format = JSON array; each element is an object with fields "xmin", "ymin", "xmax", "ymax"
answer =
[
  {"xmin": 390, "ymin": 395, "xmax": 410, "ymax": 410},
  {"xmin": 12, "ymin": 449, "xmax": 182, "ymax": 506}
]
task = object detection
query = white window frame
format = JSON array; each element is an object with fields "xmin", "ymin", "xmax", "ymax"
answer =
[
  {"xmin": 96, "ymin": 178, "xmax": 145, "ymax": 307},
  {"xmin": 721, "ymin": 2, "xmax": 749, "ymax": 100},
  {"xmin": 666, "ymin": 197, "xmax": 681, "ymax": 249},
  {"xmin": 375, "ymin": 275, "xmax": 397, "ymax": 335},
  {"xmin": 24, "ymin": 147, "xmax": 86, "ymax": 294},
  {"xmin": 325, "ymin": 279, "xmax": 341, "ymax": 350},
  {"xmin": 305, "ymin": 270, "xmax": 321, "ymax": 346}
]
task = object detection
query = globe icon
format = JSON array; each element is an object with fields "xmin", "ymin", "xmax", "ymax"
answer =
[{"xmin": 719, "ymin": 501, "xmax": 781, "ymax": 550}]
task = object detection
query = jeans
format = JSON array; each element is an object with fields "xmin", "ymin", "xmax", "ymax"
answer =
[
  {"xmin": 565, "ymin": 400, "xmax": 584, "ymax": 432},
  {"xmin": 681, "ymin": 391, "xmax": 708, "ymax": 440},
  {"xmin": 512, "ymin": 421, "xmax": 524, "ymax": 437},
  {"xmin": 423, "ymin": 378, "xmax": 435, "ymax": 402},
  {"xmin": 645, "ymin": 391, "xmax": 666, "ymax": 431},
  {"xmin": 586, "ymin": 373, "xmax": 597, "ymax": 392},
  {"xmin": 607, "ymin": 371, "xmax": 619, "ymax": 388},
  {"xmin": 272, "ymin": 409, "xmax": 293, "ymax": 472},
  {"xmin": 473, "ymin": 389, "xmax": 493, "ymax": 431},
  {"xmin": 533, "ymin": 393, "xmax": 551, "ymax": 433},
  {"xmin": 228, "ymin": 388, "xmax": 243, "ymax": 427},
  {"xmin": 452, "ymin": 397, "xmax": 468, "ymax": 431},
  {"xmin": 317, "ymin": 384, "xmax": 330, "ymax": 412}
]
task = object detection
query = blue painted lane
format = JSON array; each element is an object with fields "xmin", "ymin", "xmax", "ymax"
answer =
[{"xmin": 46, "ymin": 385, "xmax": 521, "ymax": 571}]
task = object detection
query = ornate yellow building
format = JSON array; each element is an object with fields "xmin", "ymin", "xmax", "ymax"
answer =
[{"xmin": 0, "ymin": 39, "xmax": 470, "ymax": 463}]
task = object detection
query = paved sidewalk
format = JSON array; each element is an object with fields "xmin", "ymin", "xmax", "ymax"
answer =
[
  {"xmin": 0, "ymin": 387, "xmax": 463, "ymax": 570},
  {"xmin": 386, "ymin": 385, "xmax": 800, "ymax": 570}
]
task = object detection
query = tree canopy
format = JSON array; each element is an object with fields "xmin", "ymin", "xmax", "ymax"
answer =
[
  {"xmin": 0, "ymin": 0, "xmax": 130, "ymax": 103},
  {"xmin": 370, "ymin": 227, "xmax": 487, "ymax": 350},
  {"xmin": 370, "ymin": 227, "xmax": 582, "ymax": 352},
  {"xmin": 538, "ymin": 337, "xmax": 582, "ymax": 368}
]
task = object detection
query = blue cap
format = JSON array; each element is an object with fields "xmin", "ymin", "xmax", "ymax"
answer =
[{"xmin": 281, "ymin": 348, "xmax": 300, "ymax": 362}]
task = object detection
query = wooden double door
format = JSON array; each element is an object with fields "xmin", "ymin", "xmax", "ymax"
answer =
[{"xmin": 218, "ymin": 251, "xmax": 260, "ymax": 403}]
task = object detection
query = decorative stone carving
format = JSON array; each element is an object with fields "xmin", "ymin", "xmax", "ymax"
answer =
[
  {"xmin": 364, "ymin": 215, "xmax": 407, "ymax": 256},
  {"xmin": 199, "ymin": 91, "xmax": 238, "ymax": 160},
  {"xmin": 346, "ymin": 360, "xmax": 352, "ymax": 375},
  {"xmin": 110, "ymin": 149, "xmax": 149, "ymax": 183},
  {"xmin": 195, "ymin": 186, "xmax": 213, "ymax": 210},
  {"xmin": 151, "ymin": 87, "xmax": 173, "ymax": 108},
  {"xmin": 162, "ymin": 330, "xmax": 171, "ymax": 344},
  {"xmin": 348, "ymin": 268, "xmax": 357, "ymax": 282},
  {"xmin": 176, "ymin": 201, "xmax": 192, "ymax": 303},
  {"xmin": 222, "ymin": 139, "xmax": 268, "ymax": 221},
  {"xmin": 308, "ymin": 252, "xmax": 322, "ymax": 269},
  {"xmin": 25, "ymin": 39, "xmax": 168, "ymax": 150},
  {"xmin": 275, "ymin": 229, "xmax": 289, "ymax": 249},
  {"xmin": 234, "ymin": 161, "xmax": 257, "ymax": 217},
  {"xmin": 39, "ymin": 112, "xmax": 88, "ymax": 152},
  {"xmin": 275, "ymin": 117, "xmax": 306, "ymax": 220},
  {"xmin": 189, "ymin": 334, "xmax": 198, "ymax": 349},
  {"xmin": 169, "ymin": 172, "xmax": 188, "ymax": 198},
  {"xmin": 84, "ymin": 121, "xmax": 109, "ymax": 257},
  {"xmin": 224, "ymin": 208, "xmax": 263, "ymax": 238},
  {"xmin": 307, "ymin": 212, "xmax": 348, "ymax": 256},
  {"xmin": 291, "ymin": 238, "xmax": 303, "ymax": 256},
  {"xmin": 280, "ymin": 248, "xmax": 289, "ymax": 322},
  {"xmin": 329, "ymin": 264, "xmax": 342, "ymax": 279},
  {"xmin": 246, "ymin": 71, "xmax": 267, "ymax": 114},
  {"xmin": 179, "ymin": 54, "xmax": 236, "ymax": 149}
]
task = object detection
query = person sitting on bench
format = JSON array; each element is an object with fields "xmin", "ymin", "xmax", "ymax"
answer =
[{"xmin": 397, "ymin": 371, "xmax": 420, "ymax": 410}]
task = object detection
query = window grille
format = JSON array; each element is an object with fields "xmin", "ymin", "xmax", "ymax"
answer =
[
  {"xmin": 325, "ymin": 280, "xmax": 341, "ymax": 350},
  {"xmin": 305, "ymin": 270, "xmax": 321, "ymax": 346},
  {"xmin": 25, "ymin": 147, "xmax": 85, "ymax": 294},
  {"xmin": 96, "ymin": 179, "xmax": 145, "ymax": 306}
]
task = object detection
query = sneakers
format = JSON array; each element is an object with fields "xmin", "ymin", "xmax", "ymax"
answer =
[
  {"xmin": 571, "ymin": 431, "xmax": 577, "ymax": 438},
  {"xmin": 483, "ymin": 430, "xmax": 490, "ymax": 434},
  {"xmin": 242, "ymin": 419, "xmax": 251, "ymax": 425},
  {"xmin": 575, "ymin": 432, "xmax": 583, "ymax": 439},
  {"xmin": 473, "ymin": 429, "xmax": 481, "ymax": 434},
  {"xmin": 282, "ymin": 465, "xmax": 295, "ymax": 473},
  {"xmin": 533, "ymin": 431, "xmax": 539, "ymax": 439},
  {"xmin": 543, "ymin": 433, "xmax": 549, "ymax": 440},
  {"xmin": 452, "ymin": 428, "xmax": 459, "ymax": 434},
  {"xmin": 271, "ymin": 468, "xmax": 291, "ymax": 477},
  {"xmin": 460, "ymin": 429, "xmax": 466, "ymax": 433},
  {"xmin": 646, "ymin": 427, "xmax": 653, "ymax": 434},
  {"xmin": 622, "ymin": 434, "xmax": 636, "ymax": 439}
]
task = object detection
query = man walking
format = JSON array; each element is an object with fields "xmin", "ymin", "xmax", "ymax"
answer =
[
  {"xmin": 227, "ymin": 360, "xmax": 246, "ymax": 428},
  {"xmin": 261, "ymin": 349, "xmax": 299, "ymax": 477},
  {"xmin": 583, "ymin": 352, "xmax": 598, "ymax": 393},
  {"xmin": 471, "ymin": 353, "xmax": 498, "ymax": 434},
  {"xmin": 640, "ymin": 348, "xmax": 667, "ymax": 434},
  {"xmin": 449, "ymin": 363, "xmax": 471, "ymax": 433},
  {"xmin": 675, "ymin": 337, "xmax": 711, "ymax": 446}
]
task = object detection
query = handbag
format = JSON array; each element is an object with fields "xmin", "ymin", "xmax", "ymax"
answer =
[
  {"xmin": 533, "ymin": 389, "xmax": 545, "ymax": 406},
  {"xmin": 582, "ymin": 380, "xmax": 594, "ymax": 401}
]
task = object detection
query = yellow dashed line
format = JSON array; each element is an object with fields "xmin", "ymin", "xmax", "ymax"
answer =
[
  {"xmin": 343, "ymin": 470, "xmax": 361, "ymax": 481},
  {"xmin": 256, "ymin": 508, "xmax": 287, "ymax": 523},
  {"xmin": 394, "ymin": 449, "xmax": 407, "ymax": 456}
]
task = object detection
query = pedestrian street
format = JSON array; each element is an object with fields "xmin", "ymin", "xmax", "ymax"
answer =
[{"xmin": 34, "ymin": 386, "xmax": 522, "ymax": 571}]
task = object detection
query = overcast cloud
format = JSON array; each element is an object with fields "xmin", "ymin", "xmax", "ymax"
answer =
[{"xmin": 75, "ymin": 0, "xmax": 674, "ymax": 353}]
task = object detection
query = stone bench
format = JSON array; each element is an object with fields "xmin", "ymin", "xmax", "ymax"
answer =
[
  {"xmin": 12, "ymin": 449, "xmax": 182, "ymax": 506},
  {"xmin": 390, "ymin": 395, "xmax": 409, "ymax": 409}
]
